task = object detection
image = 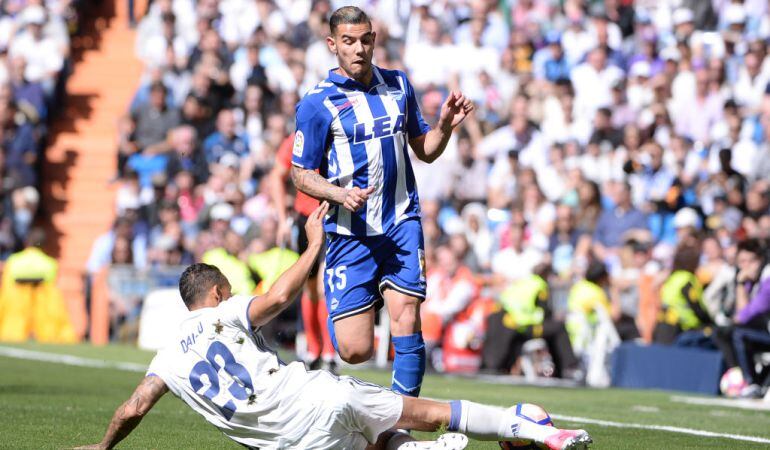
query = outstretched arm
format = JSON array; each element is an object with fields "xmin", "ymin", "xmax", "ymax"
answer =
[
  {"xmin": 76, "ymin": 375, "xmax": 168, "ymax": 449},
  {"xmin": 410, "ymin": 91, "xmax": 474, "ymax": 164},
  {"xmin": 248, "ymin": 202, "xmax": 329, "ymax": 327}
]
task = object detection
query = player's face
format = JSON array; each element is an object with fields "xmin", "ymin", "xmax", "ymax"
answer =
[{"xmin": 327, "ymin": 23, "xmax": 375, "ymax": 83}]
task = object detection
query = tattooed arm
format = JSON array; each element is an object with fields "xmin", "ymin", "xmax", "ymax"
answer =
[
  {"xmin": 76, "ymin": 375, "xmax": 168, "ymax": 449},
  {"xmin": 290, "ymin": 166, "xmax": 373, "ymax": 212}
]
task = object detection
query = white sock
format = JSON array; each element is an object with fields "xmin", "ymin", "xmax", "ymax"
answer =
[{"xmin": 450, "ymin": 400, "xmax": 558, "ymax": 443}]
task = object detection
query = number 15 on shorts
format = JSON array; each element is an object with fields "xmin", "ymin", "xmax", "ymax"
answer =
[{"xmin": 326, "ymin": 266, "xmax": 347, "ymax": 293}]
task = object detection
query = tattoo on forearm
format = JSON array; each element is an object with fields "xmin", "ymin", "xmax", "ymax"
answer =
[
  {"xmin": 290, "ymin": 167, "xmax": 344, "ymax": 204},
  {"xmin": 101, "ymin": 376, "xmax": 167, "ymax": 448}
]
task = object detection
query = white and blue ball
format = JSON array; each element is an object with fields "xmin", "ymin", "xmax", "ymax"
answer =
[{"xmin": 498, "ymin": 403, "xmax": 554, "ymax": 450}]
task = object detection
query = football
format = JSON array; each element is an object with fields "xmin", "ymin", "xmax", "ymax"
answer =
[
  {"xmin": 720, "ymin": 367, "xmax": 748, "ymax": 398},
  {"xmin": 499, "ymin": 403, "xmax": 554, "ymax": 450}
]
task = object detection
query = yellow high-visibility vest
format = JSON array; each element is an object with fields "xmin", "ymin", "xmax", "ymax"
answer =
[
  {"xmin": 202, "ymin": 248, "xmax": 255, "ymax": 295},
  {"xmin": 567, "ymin": 279, "xmax": 611, "ymax": 324},
  {"xmin": 248, "ymin": 247, "xmax": 300, "ymax": 294},
  {"xmin": 660, "ymin": 270, "xmax": 705, "ymax": 330},
  {"xmin": 499, "ymin": 275, "xmax": 548, "ymax": 329}
]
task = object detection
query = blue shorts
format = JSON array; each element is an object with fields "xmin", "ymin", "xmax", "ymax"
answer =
[{"xmin": 324, "ymin": 218, "xmax": 426, "ymax": 322}]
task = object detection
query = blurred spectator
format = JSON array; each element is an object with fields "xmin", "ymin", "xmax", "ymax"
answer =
[
  {"xmin": 483, "ymin": 263, "xmax": 579, "ymax": 378},
  {"xmin": 10, "ymin": 6, "xmax": 64, "ymax": 96},
  {"xmin": 733, "ymin": 238, "xmax": 770, "ymax": 329},
  {"xmin": 613, "ymin": 236, "xmax": 662, "ymax": 342},
  {"xmin": 422, "ymin": 245, "xmax": 479, "ymax": 367},
  {"xmin": 710, "ymin": 238, "xmax": 770, "ymax": 391},
  {"xmin": 131, "ymin": 82, "xmax": 180, "ymax": 151},
  {"xmin": 654, "ymin": 243, "xmax": 712, "ymax": 344},
  {"xmin": 9, "ymin": 56, "xmax": 46, "ymax": 123},
  {"xmin": 700, "ymin": 235, "xmax": 736, "ymax": 326},
  {"xmin": 574, "ymin": 179, "xmax": 602, "ymax": 234},
  {"xmin": 2, "ymin": 99, "xmax": 38, "ymax": 188},
  {"xmin": 0, "ymin": 227, "xmax": 75, "ymax": 343},
  {"xmin": 549, "ymin": 204, "xmax": 591, "ymax": 280},
  {"xmin": 491, "ymin": 210, "xmax": 544, "ymax": 281},
  {"xmin": 566, "ymin": 260, "xmax": 611, "ymax": 353},
  {"xmin": 87, "ymin": 217, "xmax": 148, "ymax": 275},
  {"xmin": 203, "ymin": 108, "xmax": 248, "ymax": 165},
  {"xmin": 165, "ymin": 125, "xmax": 209, "ymax": 183},
  {"xmin": 201, "ymin": 220, "xmax": 254, "ymax": 295},
  {"xmin": 592, "ymin": 181, "xmax": 648, "ymax": 264}
]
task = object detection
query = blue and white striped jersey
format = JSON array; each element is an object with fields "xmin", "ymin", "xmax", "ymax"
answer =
[{"xmin": 291, "ymin": 66, "xmax": 431, "ymax": 236}]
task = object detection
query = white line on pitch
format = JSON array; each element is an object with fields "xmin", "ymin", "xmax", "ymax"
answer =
[
  {"xmin": 3, "ymin": 345, "xmax": 770, "ymax": 444},
  {"xmin": 0, "ymin": 346, "xmax": 146, "ymax": 372},
  {"xmin": 670, "ymin": 394, "xmax": 770, "ymax": 411},
  {"xmin": 552, "ymin": 413, "xmax": 770, "ymax": 444}
]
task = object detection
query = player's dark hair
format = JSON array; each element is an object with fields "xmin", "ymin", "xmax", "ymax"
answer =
[
  {"xmin": 178, "ymin": 263, "xmax": 228, "ymax": 308},
  {"xmin": 329, "ymin": 6, "xmax": 370, "ymax": 35}
]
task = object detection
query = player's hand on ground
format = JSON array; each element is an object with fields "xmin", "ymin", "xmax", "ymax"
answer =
[
  {"xmin": 305, "ymin": 201, "xmax": 329, "ymax": 246},
  {"xmin": 343, "ymin": 186, "xmax": 375, "ymax": 212},
  {"xmin": 439, "ymin": 90, "xmax": 474, "ymax": 130},
  {"xmin": 73, "ymin": 445, "xmax": 104, "ymax": 449}
]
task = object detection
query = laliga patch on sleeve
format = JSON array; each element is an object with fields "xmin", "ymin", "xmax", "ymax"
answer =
[{"xmin": 293, "ymin": 130, "xmax": 304, "ymax": 157}]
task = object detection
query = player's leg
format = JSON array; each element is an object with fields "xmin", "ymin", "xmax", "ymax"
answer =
[
  {"xmin": 326, "ymin": 374, "xmax": 465, "ymax": 450},
  {"xmin": 324, "ymin": 233, "xmax": 380, "ymax": 363},
  {"xmin": 379, "ymin": 218, "xmax": 427, "ymax": 397},
  {"xmin": 332, "ymin": 308, "xmax": 376, "ymax": 363},
  {"xmin": 383, "ymin": 289, "xmax": 425, "ymax": 396},
  {"xmin": 395, "ymin": 397, "xmax": 591, "ymax": 450}
]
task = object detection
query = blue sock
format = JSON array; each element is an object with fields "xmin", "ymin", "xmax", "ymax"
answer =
[
  {"xmin": 448, "ymin": 400, "xmax": 462, "ymax": 431},
  {"xmin": 391, "ymin": 332, "xmax": 426, "ymax": 397}
]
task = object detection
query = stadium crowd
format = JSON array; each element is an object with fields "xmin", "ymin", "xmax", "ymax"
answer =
[
  {"xmin": 0, "ymin": 2, "xmax": 78, "ymax": 260},
  {"xmin": 90, "ymin": 0, "xmax": 770, "ymax": 394}
]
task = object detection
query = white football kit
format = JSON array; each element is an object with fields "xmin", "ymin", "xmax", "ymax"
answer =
[{"xmin": 146, "ymin": 295, "xmax": 403, "ymax": 449}]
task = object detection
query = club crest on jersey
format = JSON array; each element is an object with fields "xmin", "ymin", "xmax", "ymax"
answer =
[
  {"xmin": 387, "ymin": 89, "xmax": 404, "ymax": 101},
  {"xmin": 293, "ymin": 131, "xmax": 304, "ymax": 157},
  {"xmin": 353, "ymin": 113, "xmax": 405, "ymax": 144}
]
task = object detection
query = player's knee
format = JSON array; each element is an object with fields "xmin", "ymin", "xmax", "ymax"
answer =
[{"xmin": 337, "ymin": 341, "xmax": 374, "ymax": 364}]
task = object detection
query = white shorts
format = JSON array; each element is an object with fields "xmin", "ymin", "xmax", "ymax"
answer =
[
  {"xmin": 295, "ymin": 371, "xmax": 403, "ymax": 449},
  {"xmin": 245, "ymin": 363, "xmax": 403, "ymax": 449}
]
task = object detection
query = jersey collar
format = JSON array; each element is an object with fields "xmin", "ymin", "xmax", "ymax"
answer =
[{"xmin": 327, "ymin": 65, "xmax": 385, "ymax": 91}]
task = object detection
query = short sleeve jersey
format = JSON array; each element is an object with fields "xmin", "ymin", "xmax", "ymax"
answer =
[
  {"xmin": 146, "ymin": 295, "xmax": 312, "ymax": 448},
  {"xmin": 291, "ymin": 66, "xmax": 430, "ymax": 237}
]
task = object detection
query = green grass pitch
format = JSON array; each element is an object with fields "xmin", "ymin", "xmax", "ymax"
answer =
[{"xmin": 1, "ymin": 342, "xmax": 769, "ymax": 449}]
